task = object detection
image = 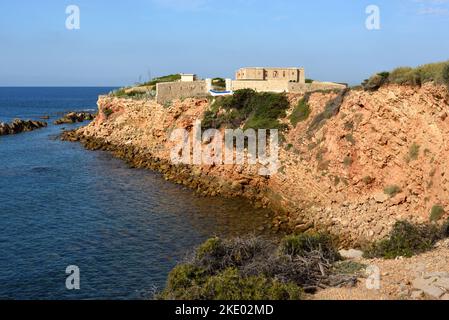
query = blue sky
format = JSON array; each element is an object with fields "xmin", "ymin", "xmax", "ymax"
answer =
[{"xmin": 0, "ymin": 0, "xmax": 448, "ymax": 86}]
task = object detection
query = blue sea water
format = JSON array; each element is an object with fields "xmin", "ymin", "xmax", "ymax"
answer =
[{"xmin": 0, "ymin": 87, "xmax": 271, "ymax": 300}]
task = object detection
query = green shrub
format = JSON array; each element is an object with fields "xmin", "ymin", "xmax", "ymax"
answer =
[
  {"xmin": 243, "ymin": 92, "xmax": 290, "ymax": 130},
  {"xmin": 201, "ymin": 89, "xmax": 289, "ymax": 131},
  {"xmin": 389, "ymin": 67, "xmax": 419, "ymax": 85},
  {"xmin": 196, "ymin": 237, "xmax": 223, "ymax": 259},
  {"xmin": 345, "ymin": 134, "xmax": 356, "ymax": 145},
  {"xmin": 365, "ymin": 61, "xmax": 449, "ymax": 89},
  {"xmin": 344, "ymin": 120, "xmax": 354, "ymax": 131},
  {"xmin": 362, "ymin": 176, "xmax": 375, "ymax": 185},
  {"xmin": 363, "ymin": 73, "xmax": 389, "ymax": 91},
  {"xmin": 430, "ymin": 205, "xmax": 445, "ymax": 222},
  {"xmin": 343, "ymin": 156, "xmax": 353, "ymax": 167},
  {"xmin": 103, "ymin": 108, "xmax": 113, "ymax": 118},
  {"xmin": 290, "ymin": 97, "xmax": 311, "ymax": 126},
  {"xmin": 363, "ymin": 221, "xmax": 441, "ymax": 259},
  {"xmin": 160, "ymin": 267, "xmax": 303, "ymax": 300},
  {"xmin": 201, "ymin": 268, "xmax": 303, "ymax": 300},
  {"xmin": 408, "ymin": 143, "xmax": 420, "ymax": 161},
  {"xmin": 212, "ymin": 77, "xmax": 226, "ymax": 89},
  {"xmin": 415, "ymin": 62, "xmax": 448, "ymax": 84},
  {"xmin": 280, "ymin": 233, "xmax": 340, "ymax": 261},
  {"xmin": 384, "ymin": 185, "xmax": 401, "ymax": 197},
  {"xmin": 158, "ymin": 235, "xmax": 352, "ymax": 300},
  {"xmin": 333, "ymin": 261, "xmax": 366, "ymax": 275},
  {"xmin": 139, "ymin": 74, "xmax": 181, "ymax": 87},
  {"xmin": 110, "ymin": 87, "xmax": 154, "ymax": 99},
  {"xmin": 157, "ymin": 264, "xmax": 206, "ymax": 300}
]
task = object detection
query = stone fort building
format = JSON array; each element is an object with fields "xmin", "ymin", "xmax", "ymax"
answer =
[{"xmin": 235, "ymin": 67, "xmax": 305, "ymax": 83}]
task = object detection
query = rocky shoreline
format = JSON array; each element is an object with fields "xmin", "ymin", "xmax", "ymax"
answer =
[
  {"xmin": 0, "ymin": 119, "xmax": 47, "ymax": 136},
  {"xmin": 60, "ymin": 128, "xmax": 366, "ymax": 244},
  {"xmin": 60, "ymin": 130, "xmax": 293, "ymax": 234}
]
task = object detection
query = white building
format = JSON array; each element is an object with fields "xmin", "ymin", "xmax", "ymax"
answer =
[{"xmin": 180, "ymin": 74, "xmax": 197, "ymax": 82}]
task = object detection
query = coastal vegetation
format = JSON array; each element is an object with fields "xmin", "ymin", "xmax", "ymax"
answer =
[
  {"xmin": 430, "ymin": 205, "xmax": 445, "ymax": 222},
  {"xmin": 103, "ymin": 108, "xmax": 114, "ymax": 118},
  {"xmin": 109, "ymin": 74, "xmax": 182, "ymax": 99},
  {"xmin": 202, "ymin": 89, "xmax": 290, "ymax": 131},
  {"xmin": 363, "ymin": 60, "xmax": 449, "ymax": 90},
  {"xmin": 406, "ymin": 143, "xmax": 420, "ymax": 163},
  {"xmin": 212, "ymin": 77, "xmax": 226, "ymax": 89},
  {"xmin": 110, "ymin": 87, "xmax": 154, "ymax": 99},
  {"xmin": 383, "ymin": 185, "xmax": 402, "ymax": 198},
  {"xmin": 139, "ymin": 74, "xmax": 181, "ymax": 88},
  {"xmin": 363, "ymin": 220, "xmax": 449, "ymax": 259},
  {"xmin": 110, "ymin": 87, "xmax": 145, "ymax": 98},
  {"xmin": 289, "ymin": 94, "xmax": 311, "ymax": 127},
  {"xmin": 158, "ymin": 234, "xmax": 356, "ymax": 300}
]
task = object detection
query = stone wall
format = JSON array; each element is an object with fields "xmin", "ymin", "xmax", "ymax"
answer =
[
  {"xmin": 156, "ymin": 81, "xmax": 208, "ymax": 104},
  {"xmin": 288, "ymin": 82, "xmax": 347, "ymax": 93},
  {"xmin": 230, "ymin": 80, "xmax": 347, "ymax": 93},
  {"xmin": 231, "ymin": 80, "xmax": 290, "ymax": 93}
]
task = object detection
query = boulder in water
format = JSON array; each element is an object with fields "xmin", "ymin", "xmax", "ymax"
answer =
[{"xmin": 54, "ymin": 112, "xmax": 95, "ymax": 125}]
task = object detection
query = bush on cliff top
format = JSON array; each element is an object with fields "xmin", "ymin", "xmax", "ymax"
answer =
[
  {"xmin": 110, "ymin": 87, "xmax": 154, "ymax": 99},
  {"xmin": 158, "ymin": 234, "xmax": 355, "ymax": 300},
  {"xmin": 201, "ymin": 89, "xmax": 289, "ymax": 131},
  {"xmin": 363, "ymin": 60, "xmax": 449, "ymax": 90},
  {"xmin": 362, "ymin": 72, "xmax": 390, "ymax": 91},
  {"xmin": 139, "ymin": 74, "xmax": 181, "ymax": 87}
]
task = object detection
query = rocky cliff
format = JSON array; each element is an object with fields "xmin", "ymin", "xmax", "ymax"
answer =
[{"xmin": 64, "ymin": 83, "xmax": 449, "ymax": 245}]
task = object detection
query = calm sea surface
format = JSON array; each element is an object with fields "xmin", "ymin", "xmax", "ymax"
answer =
[{"xmin": 0, "ymin": 87, "xmax": 272, "ymax": 299}]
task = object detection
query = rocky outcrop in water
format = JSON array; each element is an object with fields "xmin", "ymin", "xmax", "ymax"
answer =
[
  {"xmin": 54, "ymin": 112, "xmax": 95, "ymax": 125},
  {"xmin": 0, "ymin": 119, "xmax": 47, "ymax": 136}
]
